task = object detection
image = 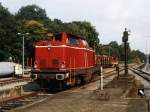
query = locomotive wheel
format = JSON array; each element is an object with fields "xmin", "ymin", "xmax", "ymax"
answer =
[
  {"xmin": 79, "ymin": 75, "xmax": 85, "ymax": 85},
  {"xmin": 76, "ymin": 77, "xmax": 82, "ymax": 85}
]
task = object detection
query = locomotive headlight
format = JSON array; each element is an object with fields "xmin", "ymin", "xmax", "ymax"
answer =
[
  {"xmin": 60, "ymin": 61, "xmax": 66, "ymax": 69},
  {"xmin": 65, "ymin": 73, "xmax": 69, "ymax": 78},
  {"xmin": 34, "ymin": 61, "xmax": 38, "ymax": 69},
  {"xmin": 34, "ymin": 64, "xmax": 37, "ymax": 69},
  {"xmin": 61, "ymin": 62, "xmax": 65, "ymax": 68}
]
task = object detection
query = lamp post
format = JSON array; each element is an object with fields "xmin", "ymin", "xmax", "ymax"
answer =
[
  {"xmin": 17, "ymin": 32, "xmax": 29, "ymax": 77},
  {"xmin": 122, "ymin": 28, "xmax": 130, "ymax": 76}
]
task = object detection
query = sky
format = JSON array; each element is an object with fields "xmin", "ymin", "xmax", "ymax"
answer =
[{"xmin": 1, "ymin": 0, "xmax": 150, "ymax": 53}]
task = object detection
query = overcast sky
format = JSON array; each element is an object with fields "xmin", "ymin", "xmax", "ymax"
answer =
[{"xmin": 1, "ymin": 0, "xmax": 150, "ymax": 53}]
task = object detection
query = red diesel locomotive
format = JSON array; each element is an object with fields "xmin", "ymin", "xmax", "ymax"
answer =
[{"xmin": 32, "ymin": 32, "xmax": 118, "ymax": 89}]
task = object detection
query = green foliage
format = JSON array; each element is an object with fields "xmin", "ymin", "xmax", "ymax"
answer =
[
  {"xmin": 15, "ymin": 4, "xmax": 48, "ymax": 20},
  {"xmin": 130, "ymin": 50, "xmax": 146, "ymax": 62},
  {"xmin": 0, "ymin": 3, "xmax": 21, "ymax": 61},
  {"xmin": 0, "ymin": 50, "xmax": 10, "ymax": 61},
  {"xmin": 101, "ymin": 41, "xmax": 146, "ymax": 63},
  {"xmin": 0, "ymin": 3, "xmax": 146, "ymax": 63},
  {"xmin": 14, "ymin": 5, "xmax": 100, "ymax": 61}
]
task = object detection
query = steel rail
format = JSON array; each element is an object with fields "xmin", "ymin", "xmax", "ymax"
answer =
[{"xmin": 129, "ymin": 67, "xmax": 150, "ymax": 82}]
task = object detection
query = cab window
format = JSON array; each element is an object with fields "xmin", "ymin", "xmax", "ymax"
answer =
[
  {"xmin": 82, "ymin": 40, "xmax": 89, "ymax": 47},
  {"xmin": 68, "ymin": 35, "xmax": 79, "ymax": 45},
  {"xmin": 54, "ymin": 34, "xmax": 62, "ymax": 41}
]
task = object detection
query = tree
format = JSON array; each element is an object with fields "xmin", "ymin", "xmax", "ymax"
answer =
[
  {"xmin": 24, "ymin": 20, "xmax": 48, "ymax": 35},
  {"xmin": 108, "ymin": 41, "xmax": 120, "ymax": 57},
  {"xmin": 22, "ymin": 20, "xmax": 51, "ymax": 59},
  {"xmin": 64, "ymin": 21, "xmax": 100, "ymax": 53},
  {"xmin": 0, "ymin": 4, "xmax": 146, "ymax": 63},
  {"xmin": 43, "ymin": 20, "xmax": 100, "ymax": 53},
  {"xmin": 0, "ymin": 3, "xmax": 21, "ymax": 61},
  {"xmin": 118, "ymin": 44, "xmax": 124, "ymax": 61},
  {"xmin": 15, "ymin": 5, "xmax": 48, "ymax": 20},
  {"xmin": 100, "ymin": 41, "xmax": 146, "ymax": 63},
  {"xmin": 130, "ymin": 50, "xmax": 146, "ymax": 62}
]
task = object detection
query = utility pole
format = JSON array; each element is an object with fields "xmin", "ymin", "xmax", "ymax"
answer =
[
  {"xmin": 146, "ymin": 40, "xmax": 149, "ymax": 65},
  {"xmin": 22, "ymin": 34, "xmax": 24, "ymax": 76},
  {"xmin": 122, "ymin": 28, "xmax": 130, "ymax": 76},
  {"xmin": 144, "ymin": 36, "xmax": 150, "ymax": 64},
  {"xmin": 108, "ymin": 46, "xmax": 110, "ymax": 56},
  {"xmin": 18, "ymin": 32, "xmax": 29, "ymax": 77},
  {"xmin": 144, "ymin": 36, "xmax": 150, "ymax": 72}
]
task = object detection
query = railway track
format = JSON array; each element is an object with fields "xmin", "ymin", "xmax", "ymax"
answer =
[
  {"xmin": 128, "ymin": 66, "xmax": 150, "ymax": 97},
  {"xmin": 0, "ymin": 67, "xmax": 123, "ymax": 111},
  {"xmin": 0, "ymin": 77, "xmax": 31, "ymax": 86},
  {"xmin": 0, "ymin": 78, "xmax": 40, "ymax": 111},
  {"xmin": 0, "ymin": 91, "xmax": 50, "ymax": 112},
  {"xmin": 68, "ymin": 64, "xmax": 145, "ymax": 93},
  {"xmin": 129, "ymin": 67, "xmax": 150, "ymax": 82},
  {"xmin": 68, "ymin": 67, "xmax": 124, "ymax": 91},
  {"xmin": 137, "ymin": 63, "xmax": 146, "ymax": 69}
]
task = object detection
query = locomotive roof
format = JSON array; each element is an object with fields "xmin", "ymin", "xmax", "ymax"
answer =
[{"xmin": 48, "ymin": 32, "xmax": 86, "ymax": 40}]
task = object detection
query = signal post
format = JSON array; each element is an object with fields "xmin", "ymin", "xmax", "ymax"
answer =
[{"xmin": 122, "ymin": 28, "xmax": 130, "ymax": 76}]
